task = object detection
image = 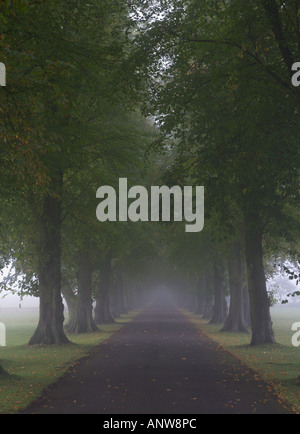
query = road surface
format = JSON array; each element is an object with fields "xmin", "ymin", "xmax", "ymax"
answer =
[{"xmin": 23, "ymin": 306, "xmax": 293, "ymax": 414}]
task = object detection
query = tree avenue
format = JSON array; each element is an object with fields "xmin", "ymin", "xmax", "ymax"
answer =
[
  {"xmin": 126, "ymin": 0, "xmax": 300, "ymax": 346},
  {"xmin": 0, "ymin": 0, "xmax": 299, "ymax": 392}
]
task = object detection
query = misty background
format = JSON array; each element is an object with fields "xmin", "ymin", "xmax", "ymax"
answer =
[{"xmin": 0, "ymin": 264, "xmax": 299, "ymax": 310}]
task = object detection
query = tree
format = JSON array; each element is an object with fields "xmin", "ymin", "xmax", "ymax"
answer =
[
  {"xmin": 60, "ymin": 105, "xmax": 155, "ymax": 330},
  {"xmin": 0, "ymin": 0, "xmax": 138, "ymax": 344},
  {"xmin": 221, "ymin": 241, "xmax": 249, "ymax": 333},
  {"xmin": 29, "ymin": 174, "xmax": 69, "ymax": 345},
  {"xmin": 127, "ymin": 0, "xmax": 300, "ymax": 345},
  {"xmin": 94, "ymin": 251, "xmax": 114, "ymax": 325},
  {"xmin": 70, "ymin": 248, "xmax": 98, "ymax": 334}
]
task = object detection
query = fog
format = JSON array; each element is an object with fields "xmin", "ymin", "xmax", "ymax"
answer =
[
  {"xmin": 147, "ymin": 286, "xmax": 180, "ymax": 308},
  {"xmin": 0, "ymin": 264, "xmax": 299, "ymax": 311},
  {"xmin": 0, "ymin": 265, "xmax": 39, "ymax": 309},
  {"xmin": 0, "ymin": 293, "xmax": 39, "ymax": 309}
]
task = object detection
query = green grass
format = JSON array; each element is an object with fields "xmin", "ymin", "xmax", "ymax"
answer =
[
  {"xmin": 0, "ymin": 309, "xmax": 140, "ymax": 414},
  {"xmin": 2, "ymin": 306, "xmax": 300, "ymax": 414},
  {"xmin": 184, "ymin": 306, "xmax": 300, "ymax": 414}
]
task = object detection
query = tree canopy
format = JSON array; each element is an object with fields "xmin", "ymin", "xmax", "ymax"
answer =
[{"xmin": 0, "ymin": 0, "xmax": 299, "ymax": 358}]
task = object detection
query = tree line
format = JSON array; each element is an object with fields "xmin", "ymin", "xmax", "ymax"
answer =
[{"xmin": 0, "ymin": 0, "xmax": 299, "ymax": 376}]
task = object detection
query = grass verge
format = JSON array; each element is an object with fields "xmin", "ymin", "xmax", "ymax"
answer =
[
  {"xmin": 0, "ymin": 310, "xmax": 140, "ymax": 414},
  {"xmin": 184, "ymin": 306, "xmax": 300, "ymax": 414}
]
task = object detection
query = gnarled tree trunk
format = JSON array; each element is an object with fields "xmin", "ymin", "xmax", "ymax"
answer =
[
  {"xmin": 67, "ymin": 250, "xmax": 98, "ymax": 334},
  {"xmin": 111, "ymin": 263, "xmax": 127, "ymax": 319},
  {"xmin": 29, "ymin": 179, "xmax": 69, "ymax": 346},
  {"xmin": 243, "ymin": 262, "xmax": 251, "ymax": 328},
  {"xmin": 115, "ymin": 269, "xmax": 127, "ymax": 316},
  {"xmin": 221, "ymin": 242, "xmax": 249, "ymax": 333},
  {"xmin": 195, "ymin": 274, "xmax": 205, "ymax": 315},
  {"xmin": 94, "ymin": 252, "xmax": 114, "ymax": 324},
  {"xmin": 202, "ymin": 270, "xmax": 214, "ymax": 320},
  {"xmin": 244, "ymin": 216, "xmax": 275, "ymax": 346},
  {"xmin": 210, "ymin": 260, "xmax": 228, "ymax": 325},
  {"xmin": 62, "ymin": 286, "xmax": 77, "ymax": 333}
]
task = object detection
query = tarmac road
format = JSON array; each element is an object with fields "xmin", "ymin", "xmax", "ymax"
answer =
[{"xmin": 23, "ymin": 305, "xmax": 293, "ymax": 414}]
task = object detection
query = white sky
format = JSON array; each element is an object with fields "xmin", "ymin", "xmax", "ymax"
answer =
[
  {"xmin": 0, "ymin": 265, "xmax": 39, "ymax": 309},
  {"xmin": 0, "ymin": 293, "xmax": 39, "ymax": 308}
]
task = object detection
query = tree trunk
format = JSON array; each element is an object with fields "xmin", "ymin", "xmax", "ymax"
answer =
[
  {"xmin": 115, "ymin": 266, "xmax": 128, "ymax": 316},
  {"xmin": 111, "ymin": 266, "xmax": 128, "ymax": 319},
  {"xmin": 244, "ymin": 219, "xmax": 275, "ymax": 346},
  {"xmin": 210, "ymin": 260, "xmax": 228, "ymax": 325},
  {"xmin": 261, "ymin": 0, "xmax": 300, "ymax": 106},
  {"xmin": 123, "ymin": 283, "xmax": 134, "ymax": 312},
  {"xmin": 67, "ymin": 250, "xmax": 98, "ymax": 334},
  {"xmin": 221, "ymin": 242, "xmax": 249, "ymax": 333},
  {"xmin": 202, "ymin": 270, "xmax": 214, "ymax": 320},
  {"xmin": 195, "ymin": 274, "xmax": 205, "ymax": 315},
  {"xmin": 123, "ymin": 278, "xmax": 137, "ymax": 312},
  {"xmin": 94, "ymin": 253, "xmax": 114, "ymax": 324},
  {"xmin": 242, "ymin": 262, "xmax": 251, "ymax": 328},
  {"xmin": 126, "ymin": 286, "xmax": 139, "ymax": 311},
  {"xmin": 29, "ymin": 180, "xmax": 69, "ymax": 346},
  {"xmin": 110, "ymin": 294, "xmax": 121, "ymax": 319},
  {"xmin": 62, "ymin": 286, "xmax": 77, "ymax": 333},
  {"xmin": 203, "ymin": 299, "xmax": 213, "ymax": 320},
  {"xmin": 261, "ymin": 0, "xmax": 295, "ymax": 74}
]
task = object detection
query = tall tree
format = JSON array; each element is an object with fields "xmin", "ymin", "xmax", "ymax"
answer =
[
  {"xmin": 0, "ymin": 0, "xmax": 136, "ymax": 344},
  {"xmin": 127, "ymin": 0, "xmax": 300, "ymax": 345},
  {"xmin": 221, "ymin": 241, "xmax": 249, "ymax": 333}
]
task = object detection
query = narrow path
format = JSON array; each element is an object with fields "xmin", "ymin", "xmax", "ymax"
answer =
[{"xmin": 24, "ymin": 306, "xmax": 292, "ymax": 414}]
